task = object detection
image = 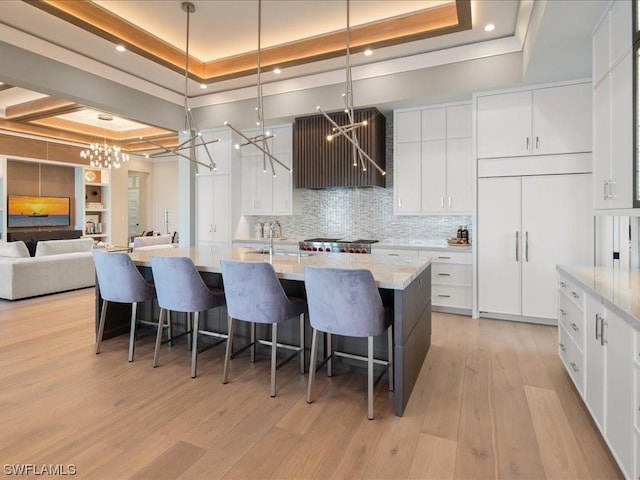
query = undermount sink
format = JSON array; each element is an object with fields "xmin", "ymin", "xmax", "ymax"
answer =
[{"xmin": 247, "ymin": 249, "xmax": 316, "ymax": 257}]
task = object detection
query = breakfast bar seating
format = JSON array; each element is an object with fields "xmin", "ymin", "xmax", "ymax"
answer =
[
  {"xmin": 304, "ymin": 266, "xmax": 393, "ymax": 420},
  {"xmin": 98, "ymin": 246, "xmax": 431, "ymax": 417},
  {"xmin": 220, "ymin": 260, "xmax": 307, "ymax": 397},
  {"xmin": 150, "ymin": 255, "xmax": 227, "ymax": 377}
]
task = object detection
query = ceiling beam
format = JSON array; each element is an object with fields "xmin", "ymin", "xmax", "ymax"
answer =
[{"xmin": 6, "ymin": 96, "xmax": 84, "ymax": 122}]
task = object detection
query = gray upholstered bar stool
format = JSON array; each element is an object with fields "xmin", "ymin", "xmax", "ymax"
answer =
[
  {"xmin": 93, "ymin": 251, "xmax": 159, "ymax": 362},
  {"xmin": 220, "ymin": 260, "xmax": 306, "ymax": 397},
  {"xmin": 304, "ymin": 266, "xmax": 393, "ymax": 420},
  {"xmin": 150, "ymin": 255, "xmax": 226, "ymax": 377}
]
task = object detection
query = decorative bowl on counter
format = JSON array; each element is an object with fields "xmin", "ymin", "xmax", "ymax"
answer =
[{"xmin": 447, "ymin": 238, "xmax": 470, "ymax": 246}]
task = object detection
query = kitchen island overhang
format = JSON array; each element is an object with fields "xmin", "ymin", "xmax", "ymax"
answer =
[{"xmin": 95, "ymin": 247, "xmax": 432, "ymax": 416}]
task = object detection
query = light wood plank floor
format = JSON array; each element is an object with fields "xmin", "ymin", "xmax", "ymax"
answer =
[{"xmin": 0, "ymin": 288, "xmax": 623, "ymax": 479}]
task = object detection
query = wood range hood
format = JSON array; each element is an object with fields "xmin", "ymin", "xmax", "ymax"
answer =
[{"xmin": 293, "ymin": 107, "xmax": 386, "ymax": 188}]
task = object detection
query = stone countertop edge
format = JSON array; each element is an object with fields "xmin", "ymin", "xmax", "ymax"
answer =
[
  {"xmin": 556, "ymin": 265, "xmax": 640, "ymax": 332},
  {"xmin": 133, "ymin": 246, "xmax": 430, "ymax": 290},
  {"xmin": 233, "ymin": 238, "xmax": 472, "ymax": 252}
]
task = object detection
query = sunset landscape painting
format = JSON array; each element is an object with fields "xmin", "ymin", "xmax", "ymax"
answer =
[{"xmin": 7, "ymin": 195, "xmax": 71, "ymax": 227}]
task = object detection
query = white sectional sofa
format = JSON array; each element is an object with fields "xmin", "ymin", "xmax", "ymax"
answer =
[{"xmin": 0, "ymin": 238, "xmax": 95, "ymax": 300}]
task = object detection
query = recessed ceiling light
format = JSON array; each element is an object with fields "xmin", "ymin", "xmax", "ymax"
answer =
[
  {"xmin": 273, "ymin": 68, "xmax": 282, "ymax": 74},
  {"xmin": 364, "ymin": 49, "xmax": 373, "ymax": 56},
  {"xmin": 115, "ymin": 44, "xmax": 126, "ymax": 52},
  {"xmin": 200, "ymin": 84, "xmax": 207, "ymax": 89},
  {"xmin": 484, "ymin": 24, "xmax": 495, "ymax": 32}
]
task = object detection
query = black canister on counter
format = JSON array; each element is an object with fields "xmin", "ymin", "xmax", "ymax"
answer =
[
  {"xmin": 456, "ymin": 226, "xmax": 463, "ymax": 240},
  {"xmin": 461, "ymin": 225, "xmax": 469, "ymax": 244}
]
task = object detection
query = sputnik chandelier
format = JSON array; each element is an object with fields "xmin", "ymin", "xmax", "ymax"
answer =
[
  {"xmin": 80, "ymin": 114, "xmax": 130, "ymax": 169},
  {"xmin": 139, "ymin": 2, "xmax": 218, "ymax": 171},
  {"xmin": 225, "ymin": 0, "xmax": 291, "ymax": 177},
  {"xmin": 316, "ymin": 0, "xmax": 385, "ymax": 177}
]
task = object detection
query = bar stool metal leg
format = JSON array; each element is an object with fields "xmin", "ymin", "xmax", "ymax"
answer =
[
  {"xmin": 222, "ymin": 316, "xmax": 234, "ymax": 384},
  {"xmin": 327, "ymin": 333, "xmax": 332, "ymax": 377},
  {"xmin": 191, "ymin": 312, "xmax": 200, "ymax": 378},
  {"xmin": 128, "ymin": 302, "xmax": 138, "ymax": 362},
  {"xmin": 299, "ymin": 313, "xmax": 305, "ymax": 374},
  {"xmin": 388, "ymin": 325, "xmax": 394, "ymax": 391},
  {"xmin": 307, "ymin": 328, "xmax": 319, "ymax": 403},
  {"xmin": 153, "ymin": 308, "xmax": 166, "ymax": 367},
  {"xmin": 167, "ymin": 310, "xmax": 173, "ymax": 347},
  {"xmin": 270, "ymin": 323, "xmax": 278, "ymax": 397},
  {"xmin": 368, "ymin": 336, "xmax": 374, "ymax": 420},
  {"xmin": 96, "ymin": 299, "xmax": 108, "ymax": 354},
  {"xmin": 250, "ymin": 322, "xmax": 256, "ymax": 363}
]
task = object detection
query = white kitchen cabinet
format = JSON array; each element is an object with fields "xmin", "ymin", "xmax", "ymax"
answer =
[
  {"xmin": 585, "ymin": 294, "xmax": 606, "ymax": 432},
  {"xmin": 241, "ymin": 124, "xmax": 293, "ymax": 215},
  {"xmin": 558, "ymin": 272, "xmax": 634, "ymax": 478},
  {"xmin": 394, "ymin": 103, "xmax": 472, "ymax": 215},
  {"xmin": 592, "ymin": 0, "xmax": 633, "ymax": 210},
  {"xmin": 476, "ymin": 82, "xmax": 592, "ymax": 159},
  {"xmin": 196, "ymin": 127, "xmax": 232, "ymax": 175},
  {"xmin": 418, "ymin": 249, "xmax": 472, "ymax": 313},
  {"xmin": 196, "ymin": 173, "xmax": 231, "ymax": 246},
  {"xmin": 478, "ymin": 174, "xmax": 593, "ymax": 322}
]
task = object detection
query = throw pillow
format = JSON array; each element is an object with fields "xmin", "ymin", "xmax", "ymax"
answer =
[
  {"xmin": 35, "ymin": 237, "xmax": 94, "ymax": 257},
  {"xmin": 0, "ymin": 241, "xmax": 31, "ymax": 258}
]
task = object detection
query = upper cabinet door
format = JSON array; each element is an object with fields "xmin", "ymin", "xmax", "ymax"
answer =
[
  {"xmin": 532, "ymin": 83, "xmax": 592, "ymax": 155},
  {"xmin": 421, "ymin": 107, "xmax": 446, "ymax": 141},
  {"xmin": 446, "ymin": 137, "xmax": 472, "ymax": 213},
  {"xmin": 446, "ymin": 104, "xmax": 472, "ymax": 139},
  {"xmin": 394, "ymin": 141, "xmax": 422, "ymax": 214},
  {"xmin": 420, "ymin": 139, "xmax": 446, "ymax": 212},
  {"xmin": 593, "ymin": 12, "xmax": 610, "ymax": 85},
  {"xmin": 610, "ymin": 0, "xmax": 632, "ymax": 68},
  {"xmin": 476, "ymin": 90, "xmax": 532, "ymax": 159},
  {"xmin": 610, "ymin": 52, "xmax": 633, "ymax": 209},
  {"xmin": 395, "ymin": 110, "xmax": 422, "ymax": 143}
]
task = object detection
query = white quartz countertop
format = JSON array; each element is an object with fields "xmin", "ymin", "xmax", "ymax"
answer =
[
  {"xmin": 556, "ymin": 265, "xmax": 640, "ymax": 331},
  {"xmin": 131, "ymin": 246, "xmax": 430, "ymax": 290},
  {"xmin": 233, "ymin": 238, "xmax": 472, "ymax": 253}
]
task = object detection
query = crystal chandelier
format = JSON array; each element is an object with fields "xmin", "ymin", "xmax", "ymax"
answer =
[
  {"xmin": 316, "ymin": 0, "xmax": 385, "ymax": 177},
  {"xmin": 225, "ymin": 0, "xmax": 291, "ymax": 177},
  {"xmin": 80, "ymin": 114, "xmax": 130, "ymax": 168}
]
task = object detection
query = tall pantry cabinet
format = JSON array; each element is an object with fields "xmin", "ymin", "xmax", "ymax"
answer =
[
  {"xmin": 475, "ymin": 81, "xmax": 593, "ymax": 323},
  {"xmin": 478, "ymin": 174, "xmax": 593, "ymax": 320}
]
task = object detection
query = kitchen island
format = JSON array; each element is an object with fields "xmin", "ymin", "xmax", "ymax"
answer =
[{"xmin": 96, "ymin": 246, "xmax": 432, "ymax": 416}]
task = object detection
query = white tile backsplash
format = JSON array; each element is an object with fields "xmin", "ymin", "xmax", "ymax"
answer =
[{"xmin": 247, "ymin": 116, "xmax": 473, "ymax": 243}]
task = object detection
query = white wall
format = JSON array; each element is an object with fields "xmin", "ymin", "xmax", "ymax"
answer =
[{"xmin": 151, "ymin": 160, "xmax": 179, "ymax": 235}]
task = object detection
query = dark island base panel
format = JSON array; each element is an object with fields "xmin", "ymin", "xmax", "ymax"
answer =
[{"xmin": 95, "ymin": 267, "xmax": 432, "ymax": 417}]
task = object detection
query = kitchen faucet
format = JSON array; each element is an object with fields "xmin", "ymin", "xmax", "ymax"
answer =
[{"xmin": 267, "ymin": 221, "xmax": 281, "ymax": 262}]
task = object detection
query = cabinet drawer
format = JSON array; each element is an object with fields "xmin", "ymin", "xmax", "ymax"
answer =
[
  {"xmin": 558, "ymin": 276, "xmax": 585, "ymax": 309},
  {"xmin": 371, "ymin": 248, "xmax": 420, "ymax": 257},
  {"xmin": 420, "ymin": 250, "xmax": 471, "ymax": 264},
  {"xmin": 432, "ymin": 284, "xmax": 471, "ymax": 309},
  {"xmin": 558, "ymin": 323, "xmax": 584, "ymax": 394},
  {"xmin": 432, "ymin": 263, "xmax": 472, "ymax": 286},
  {"xmin": 558, "ymin": 293, "xmax": 584, "ymax": 352}
]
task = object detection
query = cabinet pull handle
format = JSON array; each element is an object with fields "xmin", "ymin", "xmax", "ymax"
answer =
[
  {"xmin": 570, "ymin": 362, "xmax": 579, "ymax": 373},
  {"xmin": 535, "ymin": 136, "xmax": 539, "ymax": 150},
  {"xmin": 515, "ymin": 231, "xmax": 519, "ymax": 262},
  {"xmin": 438, "ymin": 294, "xmax": 451, "ymax": 298},
  {"xmin": 398, "ymin": 197, "xmax": 402, "ymax": 208},
  {"xmin": 438, "ymin": 273, "xmax": 451, "ymax": 276},
  {"xmin": 440, "ymin": 197, "xmax": 444, "ymax": 208},
  {"xmin": 604, "ymin": 181, "xmax": 609, "ymax": 200},
  {"xmin": 559, "ymin": 281, "xmax": 567, "ymax": 288},
  {"xmin": 571, "ymin": 292, "xmax": 579, "ymax": 300},
  {"xmin": 608, "ymin": 180, "xmax": 618, "ymax": 198},
  {"xmin": 559, "ymin": 342, "xmax": 566, "ymax": 352},
  {"xmin": 438, "ymin": 256, "xmax": 451, "ymax": 259},
  {"xmin": 525, "ymin": 231, "xmax": 529, "ymax": 262},
  {"xmin": 601, "ymin": 320, "xmax": 608, "ymax": 346},
  {"xmin": 570, "ymin": 323, "xmax": 579, "ymax": 332},
  {"xmin": 526, "ymin": 137, "xmax": 530, "ymax": 150},
  {"xmin": 559, "ymin": 309, "xmax": 567, "ymax": 316},
  {"xmin": 595, "ymin": 313, "xmax": 601, "ymax": 340},
  {"xmin": 448, "ymin": 197, "xmax": 452, "ymax": 208}
]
